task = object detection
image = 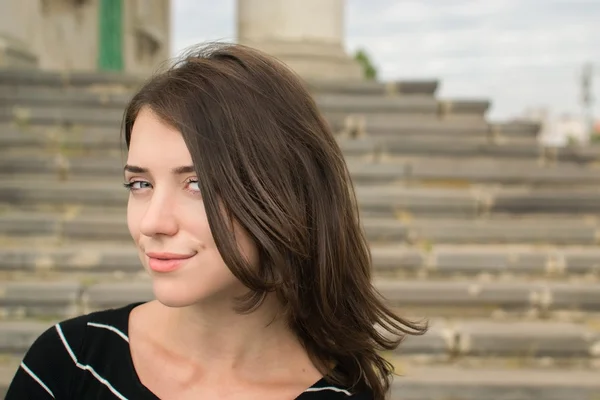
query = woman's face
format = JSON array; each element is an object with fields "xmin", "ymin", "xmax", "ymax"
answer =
[{"xmin": 125, "ymin": 107, "xmax": 258, "ymax": 308}]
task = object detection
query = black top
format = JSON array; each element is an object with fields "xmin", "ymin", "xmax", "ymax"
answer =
[{"xmin": 6, "ymin": 303, "xmax": 372, "ymax": 399}]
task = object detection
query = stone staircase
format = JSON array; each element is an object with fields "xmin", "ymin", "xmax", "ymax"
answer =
[{"xmin": 1, "ymin": 69, "xmax": 600, "ymax": 400}]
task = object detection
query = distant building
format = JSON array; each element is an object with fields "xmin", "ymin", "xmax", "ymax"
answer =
[
  {"xmin": 519, "ymin": 107, "xmax": 590, "ymax": 146},
  {"xmin": 0, "ymin": 0, "xmax": 170, "ymax": 74}
]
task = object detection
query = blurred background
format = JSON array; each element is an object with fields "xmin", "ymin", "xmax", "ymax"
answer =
[{"xmin": 0, "ymin": 1, "xmax": 599, "ymax": 399}]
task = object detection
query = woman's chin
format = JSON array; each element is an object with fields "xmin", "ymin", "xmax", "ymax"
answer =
[
  {"xmin": 151, "ymin": 281, "xmax": 204, "ymax": 308},
  {"xmin": 149, "ymin": 277, "xmax": 237, "ymax": 308}
]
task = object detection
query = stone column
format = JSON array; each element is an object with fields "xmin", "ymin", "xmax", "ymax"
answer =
[
  {"xmin": 0, "ymin": 0, "xmax": 39, "ymax": 68},
  {"xmin": 236, "ymin": 0, "xmax": 363, "ymax": 80}
]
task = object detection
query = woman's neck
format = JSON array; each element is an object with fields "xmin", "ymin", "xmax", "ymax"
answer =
[{"xmin": 144, "ymin": 295, "xmax": 318, "ymax": 384}]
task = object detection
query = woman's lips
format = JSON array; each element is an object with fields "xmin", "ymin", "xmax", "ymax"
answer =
[{"xmin": 146, "ymin": 252, "xmax": 195, "ymax": 273}]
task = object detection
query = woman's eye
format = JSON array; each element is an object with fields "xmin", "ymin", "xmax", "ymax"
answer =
[
  {"xmin": 123, "ymin": 181, "xmax": 152, "ymax": 191},
  {"xmin": 187, "ymin": 179, "xmax": 201, "ymax": 192}
]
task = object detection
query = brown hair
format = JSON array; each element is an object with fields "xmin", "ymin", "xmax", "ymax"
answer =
[{"xmin": 123, "ymin": 42, "xmax": 427, "ymax": 399}]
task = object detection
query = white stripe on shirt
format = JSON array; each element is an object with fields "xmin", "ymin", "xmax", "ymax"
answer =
[
  {"xmin": 304, "ymin": 386, "xmax": 352, "ymax": 396},
  {"xmin": 20, "ymin": 362, "xmax": 55, "ymax": 398},
  {"xmin": 55, "ymin": 323, "xmax": 129, "ymax": 400},
  {"xmin": 87, "ymin": 322, "xmax": 130, "ymax": 343}
]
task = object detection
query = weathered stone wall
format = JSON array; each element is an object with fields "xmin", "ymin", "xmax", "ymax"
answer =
[{"xmin": 0, "ymin": 0, "xmax": 170, "ymax": 74}]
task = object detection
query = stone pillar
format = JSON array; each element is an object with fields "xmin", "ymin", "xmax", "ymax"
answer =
[
  {"xmin": 0, "ymin": 0, "xmax": 39, "ymax": 68},
  {"xmin": 236, "ymin": 0, "xmax": 363, "ymax": 81},
  {"xmin": 123, "ymin": 0, "xmax": 171, "ymax": 75}
]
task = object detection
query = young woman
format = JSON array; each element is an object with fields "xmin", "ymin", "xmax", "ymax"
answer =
[{"xmin": 6, "ymin": 43, "xmax": 426, "ymax": 400}]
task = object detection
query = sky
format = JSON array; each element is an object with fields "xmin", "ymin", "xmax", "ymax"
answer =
[{"xmin": 171, "ymin": 0, "xmax": 599, "ymax": 120}]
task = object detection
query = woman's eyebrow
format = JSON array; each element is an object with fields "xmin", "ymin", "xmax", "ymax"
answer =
[
  {"xmin": 124, "ymin": 164, "xmax": 147, "ymax": 173},
  {"xmin": 123, "ymin": 164, "xmax": 195, "ymax": 174},
  {"xmin": 172, "ymin": 165, "xmax": 196, "ymax": 174}
]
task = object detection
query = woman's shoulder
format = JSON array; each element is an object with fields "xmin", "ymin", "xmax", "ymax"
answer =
[
  {"xmin": 34, "ymin": 302, "xmax": 138, "ymax": 349},
  {"xmin": 300, "ymin": 373, "xmax": 374, "ymax": 400},
  {"xmin": 5, "ymin": 303, "xmax": 141, "ymax": 399},
  {"xmin": 19, "ymin": 302, "xmax": 139, "ymax": 369},
  {"xmin": 300, "ymin": 386, "xmax": 374, "ymax": 400}
]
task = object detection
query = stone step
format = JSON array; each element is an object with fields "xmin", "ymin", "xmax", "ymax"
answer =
[
  {"xmin": 348, "ymin": 158, "xmax": 600, "ymax": 186},
  {"xmin": 0, "ymin": 317, "xmax": 597, "ymax": 363},
  {"xmin": 358, "ymin": 186, "xmax": 600, "ymax": 217},
  {"xmin": 0, "ymin": 360, "xmax": 598, "ymax": 400},
  {"xmin": 6, "ymin": 127, "xmax": 597, "ymax": 172},
  {"xmin": 3, "ymin": 242, "xmax": 600, "ymax": 279},
  {"xmin": 2, "ymin": 124, "xmax": 552, "ymax": 162},
  {"xmin": 4, "ymin": 125, "xmax": 597, "ymax": 168},
  {"xmin": 376, "ymin": 279, "xmax": 600, "ymax": 314},
  {"xmin": 0, "ymin": 105, "xmax": 125, "ymax": 127},
  {"xmin": 343, "ymin": 136, "xmax": 540, "ymax": 160},
  {"xmin": 306, "ymin": 79, "xmax": 439, "ymax": 96},
  {"xmin": 0, "ymin": 125, "xmax": 124, "ymax": 154},
  {"xmin": 491, "ymin": 121, "xmax": 542, "ymax": 137},
  {"xmin": 0, "ymin": 68, "xmax": 440, "ymax": 96},
  {"xmin": 0, "ymin": 86, "xmax": 440, "ymax": 117},
  {"xmin": 399, "ymin": 319, "xmax": 600, "ymax": 360},
  {"xmin": 1, "ymin": 211, "xmax": 599, "ymax": 245},
  {"xmin": 0, "ymin": 86, "xmax": 132, "ymax": 108},
  {"xmin": 0, "ymin": 278, "xmax": 598, "ymax": 319},
  {"xmin": 328, "ymin": 115, "xmax": 492, "ymax": 137},
  {"xmin": 364, "ymin": 137, "xmax": 599, "ymax": 165},
  {"xmin": 334, "ymin": 118, "xmax": 539, "ymax": 139},
  {"xmin": 9, "ymin": 180, "xmax": 600, "ymax": 218},
  {"xmin": 0, "ymin": 68, "xmax": 144, "ymax": 89},
  {"xmin": 364, "ymin": 216, "xmax": 598, "ymax": 245},
  {"xmin": 316, "ymin": 94, "xmax": 438, "ymax": 114},
  {"xmin": 3, "ymin": 154, "xmax": 600, "ymax": 187},
  {"xmin": 389, "ymin": 366, "xmax": 600, "ymax": 400},
  {"xmin": 0, "ymin": 281, "xmax": 82, "ymax": 319},
  {"xmin": 372, "ymin": 244, "xmax": 600, "ymax": 277},
  {"xmin": 438, "ymin": 99, "xmax": 490, "ymax": 118},
  {"xmin": 0, "ymin": 360, "xmax": 597, "ymax": 400},
  {"xmin": 0, "ymin": 68, "xmax": 143, "ymax": 89}
]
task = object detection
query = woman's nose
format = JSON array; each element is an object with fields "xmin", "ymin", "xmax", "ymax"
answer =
[{"xmin": 138, "ymin": 190, "xmax": 179, "ymax": 237}]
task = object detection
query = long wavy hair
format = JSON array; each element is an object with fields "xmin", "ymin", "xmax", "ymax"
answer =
[{"xmin": 123, "ymin": 42, "xmax": 427, "ymax": 399}]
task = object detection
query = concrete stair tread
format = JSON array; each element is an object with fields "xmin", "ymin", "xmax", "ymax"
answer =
[
  {"xmin": 0, "ymin": 361, "xmax": 598, "ymax": 400},
  {"xmin": 0, "ymin": 240, "xmax": 600, "ymax": 279},
  {"xmin": 0, "ymin": 315, "xmax": 597, "ymax": 360},
  {"xmin": 0, "ymin": 105, "xmax": 125, "ymax": 126},
  {"xmin": 0, "ymin": 314, "xmax": 600, "ymax": 361},
  {"xmin": 355, "ymin": 120, "xmax": 539, "ymax": 138},
  {"xmin": 372, "ymin": 243, "xmax": 600, "ymax": 276},
  {"xmin": 347, "ymin": 158, "xmax": 600, "ymax": 185},
  {"xmin": 316, "ymin": 94, "xmax": 438, "ymax": 113},
  {"xmin": 2, "ymin": 211, "xmax": 600, "ymax": 245},
  {"xmin": 0, "ymin": 68, "xmax": 144, "ymax": 88},
  {"xmin": 3, "ymin": 153, "xmax": 600, "ymax": 186},
  {"xmin": 400, "ymin": 318, "xmax": 600, "ymax": 358},
  {"xmin": 0, "ymin": 70, "xmax": 438, "ymax": 95},
  {"xmin": 396, "ymin": 365, "xmax": 600, "ymax": 385},
  {"xmin": 0, "ymin": 88, "xmax": 441, "ymax": 114},
  {"xmin": 305, "ymin": 79, "xmax": 439, "ymax": 96},
  {"xmin": 5, "ymin": 132, "xmax": 597, "ymax": 165},
  {"xmin": 362, "ymin": 217, "xmax": 600, "ymax": 245},
  {"xmin": 0, "ymin": 279, "xmax": 598, "ymax": 320},
  {"xmin": 3, "ymin": 241, "xmax": 600, "ymax": 277},
  {"xmin": 391, "ymin": 366, "xmax": 600, "ymax": 400},
  {"xmin": 2, "ymin": 126, "xmax": 544, "ymax": 158},
  {"xmin": 7, "ymin": 179, "xmax": 600, "ymax": 218},
  {"xmin": 0, "ymin": 86, "xmax": 132, "ymax": 108},
  {"xmin": 329, "ymin": 115, "xmax": 489, "ymax": 134},
  {"xmin": 375, "ymin": 279, "xmax": 600, "ymax": 312}
]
